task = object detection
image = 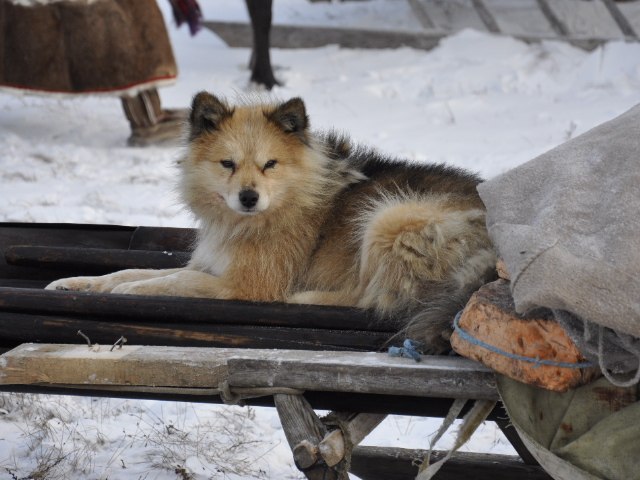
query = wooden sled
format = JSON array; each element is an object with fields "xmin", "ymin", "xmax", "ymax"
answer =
[{"xmin": 0, "ymin": 222, "xmax": 552, "ymax": 479}]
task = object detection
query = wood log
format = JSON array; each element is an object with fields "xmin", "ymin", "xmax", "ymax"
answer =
[
  {"xmin": 227, "ymin": 353, "xmax": 497, "ymax": 400},
  {"xmin": 0, "ymin": 287, "xmax": 387, "ymax": 332},
  {"xmin": 203, "ymin": 20, "xmax": 615, "ymax": 53},
  {"xmin": 0, "ymin": 312, "xmax": 388, "ymax": 351},
  {"xmin": 0, "ymin": 223, "xmax": 195, "ymax": 281},
  {"xmin": 274, "ymin": 394, "xmax": 341, "ymax": 480},
  {"xmin": 204, "ymin": 21, "xmax": 445, "ymax": 50},
  {"xmin": 5, "ymin": 246, "xmax": 190, "ymax": 273},
  {"xmin": 319, "ymin": 413, "xmax": 387, "ymax": 467},
  {"xmin": 349, "ymin": 446, "xmax": 552, "ymax": 480},
  {"xmin": 0, "ymin": 383, "xmax": 485, "ymax": 418},
  {"xmin": 127, "ymin": 226, "xmax": 195, "ymax": 251},
  {"xmin": 451, "ymin": 279, "xmax": 600, "ymax": 392}
]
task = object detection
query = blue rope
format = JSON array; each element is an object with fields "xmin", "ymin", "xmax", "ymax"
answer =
[
  {"xmin": 453, "ymin": 311, "xmax": 594, "ymax": 369},
  {"xmin": 388, "ymin": 338, "xmax": 423, "ymax": 362}
]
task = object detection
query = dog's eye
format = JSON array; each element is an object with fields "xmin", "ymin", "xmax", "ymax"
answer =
[
  {"xmin": 220, "ymin": 160, "xmax": 235, "ymax": 171},
  {"xmin": 263, "ymin": 159, "xmax": 277, "ymax": 171}
]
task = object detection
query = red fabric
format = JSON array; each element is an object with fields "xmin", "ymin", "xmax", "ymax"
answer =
[{"xmin": 168, "ymin": 0, "xmax": 203, "ymax": 36}]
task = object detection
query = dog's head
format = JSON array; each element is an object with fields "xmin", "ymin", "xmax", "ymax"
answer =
[{"xmin": 182, "ymin": 92, "xmax": 314, "ymax": 218}]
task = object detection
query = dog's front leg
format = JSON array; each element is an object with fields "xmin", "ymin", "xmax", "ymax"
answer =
[
  {"xmin": 45, "ymin": 268, "xmax": 185, "ymax": 293},
  {"xmin": 288, "ymin": 289, "xmax": 359, "ymax": 307},
  {"xmin": 111, "ymin": 269, "xmax": 228, "ymax": 298}
]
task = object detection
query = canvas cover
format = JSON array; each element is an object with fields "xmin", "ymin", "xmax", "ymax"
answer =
[
  {"xmin": 498, "ymin": 375, "xmax": 640, "ymax": 480},
  {"xmin": 0, "ymin": 0, "xmax": 177, "ymax": 96},
  {"xmin": 477, "ymin": 104, "xmax": 640, "ymax": 382}
]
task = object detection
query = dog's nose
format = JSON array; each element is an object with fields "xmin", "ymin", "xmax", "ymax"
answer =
[{"xmin": 239, "ymin": 189, "xmax": 259, "ymax": 209}]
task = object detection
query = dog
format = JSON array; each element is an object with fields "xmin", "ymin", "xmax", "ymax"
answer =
[{"xmin": 46, "ymin": 92, "xmax": 496, "ymax": 352}]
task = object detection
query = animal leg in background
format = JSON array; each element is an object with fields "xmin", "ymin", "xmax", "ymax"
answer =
[{"xmin": 246, "ymin": 0, "xmax": 280, "ymax": 89}]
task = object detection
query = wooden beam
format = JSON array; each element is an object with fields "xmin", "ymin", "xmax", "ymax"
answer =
[
  {"xmin": 0, "ymin": 344, "xmax": 497, "ymax": 400},
  {"xmin": 0, "ymin": 287, "xmax": 387, "ymax": 332},
  {"xmin": 204, "ymin": 21, "xmax": 444, "ymax": 51},
  {"xmin": 203, "ymin": 19, "xmax": 614, "ymax": 53},
  {"xmin": 275, "ymin": 394, "xmax": 341, "ymax": 480},
  {"xmin": 319, "ymin": 413, "xmax": 387, "ymax": 467},
  {"xmin": 536, "ymin": 0, "xmax": 569, "ymax": 37},
  {"xmin": 5, "ymin": 246, "xmax": 190, "ymax": 272},
  {"xmin": 227, "ymin": 353, "xmax": 498, "ymax": 400},
  {"xmin": 349, "ymin": 446, "xmax": 552, "ymax": 480},
  {"xmin": 471, "ymin": 0, "xmax": 501, "ymax": 33},
  {"xmin": 407, "ymin": 0, "xmax": 435, "ymax": 30},
  {"xmin": 0, "ymin": 312, "xmax": 389, "ymax": 351},
  {"xmin": 601, "ymin": 0, "xmax": 637, "ymax": 39}
]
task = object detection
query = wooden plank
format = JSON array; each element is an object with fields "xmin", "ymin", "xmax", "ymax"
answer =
[
  {"xmin": 0, "ymin": 222, "xmax": 136, "ymax": 250},
  {"xmin": 0, "ymin": 383, "xmax": 480, "ymax": 417},
  {"xmin": 471, "ymin": 0, "xmax": 501, "ymax": 33},
  {"xmin": 542, "ymin": 0, "xmax": 624, "ymax": 40},
  {"xmin": 204, "ymin": 21, "xmax": 444, "ymax": 51},
  {"xmin": 128, "ymin": 226, "xmax": 196, "ymax": 251},
  {"xmin": 5, "ymin": 246, "xmax": 190, "ymax": 272},
  {"xmin": 426, "ymin": 0, "xmax": 488, "ymax": 33},
  {"xmin": 0, "ymin": 344, "xmax": 497, "ymax": 400},
  {"xmin": 601, "ymin": 0, "xmax": 638, "ymax": 38},
  {"xmin": 0, "ymin": 287, "xmax": 388, "ymax": 332},
  {"xmin": 349, "ymin": 446, "xmax": 552, "ymax": 480},
  {"xmin": 408, "ymin": 0, "xmax": 435, "ymax": 29},
  {"xmin": 0, "ymin": 223, "xmax": 137, "ymax": 281},
  {"xmin": 535, "ymin": 0, "xmax": 569, "ymax": 37},
  {"xmin": 203, "ymin": 19, "xmax": 618, "ymax": 53},
  {"xmin": 0, "ymin": 312, "xmax": 388, "ymax": 351},
  {"xmin": 227, "ymin": 353, "xmax": 497, "ymax": 400}
]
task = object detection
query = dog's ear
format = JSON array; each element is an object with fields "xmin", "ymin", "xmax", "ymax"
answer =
[
  {"xmin": 267, "ymin": 98, "xmax": 309, "ymax": 136},
  {"xmin": 189, "ymin": 92, "xmax": 233, "ymax": 138}
]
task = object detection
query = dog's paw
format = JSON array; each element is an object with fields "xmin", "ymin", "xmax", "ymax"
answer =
[{"xmin": 45, "ymin": 276, "xmax": 105, "ymax": 292}]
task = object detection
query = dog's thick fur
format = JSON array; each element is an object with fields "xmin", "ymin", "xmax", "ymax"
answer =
[{"xmin": 47, "ymin": 92, "xmax": 496, "ymax": 351}]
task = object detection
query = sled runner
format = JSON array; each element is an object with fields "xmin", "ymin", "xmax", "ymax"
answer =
[{"xmin": 0, "ymin": 222, "xmax": 550, "ymax": 479}]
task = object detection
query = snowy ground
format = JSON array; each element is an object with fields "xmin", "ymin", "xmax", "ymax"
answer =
[{"xmin": 1, "ymin": 0, "xmax": 640, "ymax": 478}]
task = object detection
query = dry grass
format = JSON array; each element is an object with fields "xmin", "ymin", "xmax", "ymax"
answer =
[{"xmin": 0, "ymin": 393, "xmax": 276, "ymax": 479}]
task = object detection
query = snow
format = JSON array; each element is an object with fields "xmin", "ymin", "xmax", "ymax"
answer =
[{"xmin": 1, "ymin": 0, "xmax": 640, "ymax": 478}]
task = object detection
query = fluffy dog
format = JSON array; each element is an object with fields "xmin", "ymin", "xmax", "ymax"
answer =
[{"xmin": 47, "ymin": 92, "xmax": 496, "ymax": 351}]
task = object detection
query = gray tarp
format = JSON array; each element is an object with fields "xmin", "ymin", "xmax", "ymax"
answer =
[
  {"xmin": 478, "ymin": 105, "xmax": 640, "ymax": 480},
  {"xmin": 477, "ymin": 104, "xmax": 640, "ymax": 381}
]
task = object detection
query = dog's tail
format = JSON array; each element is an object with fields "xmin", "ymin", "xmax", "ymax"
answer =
[{"xmin": 392, "ymin": 252, "xmax": 497, "ymax": 354}]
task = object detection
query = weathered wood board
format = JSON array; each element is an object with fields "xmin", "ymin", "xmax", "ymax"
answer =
[
  {"xmin": 451, "ymin": 279, "xmax": 600, "ymax": 392},
  {"xmin": 227, "ymin": 352, "xmax": 498, "ymax": 400},
  {"xmin": 0, "ymin": 344, "xmax": 498, "ymax": 400}
]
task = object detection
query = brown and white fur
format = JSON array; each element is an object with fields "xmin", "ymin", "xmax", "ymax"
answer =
[{"xmin": 46, "ymin": 92, "xmax": 496, "ymax": 352}]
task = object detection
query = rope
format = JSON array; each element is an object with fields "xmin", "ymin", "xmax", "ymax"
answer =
[
  {"xmin": 216, "ymin": 381, "xmax": 304, "ymax": 406},
  {"xmin": 453, "ymin": 311, "xmax": 594, "ymax": 369},
  {"xmin": 388, "ymin": 338, "xmax": 423, "ymax": 362}
]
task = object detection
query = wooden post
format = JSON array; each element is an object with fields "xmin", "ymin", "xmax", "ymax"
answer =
[
  {"xmin": 319, "ymin": 413, "xmax": 387, "ymax": 467},
  {"xmin": 274, "ymin": 394, "xmax": 343, "ymax": 480}
]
